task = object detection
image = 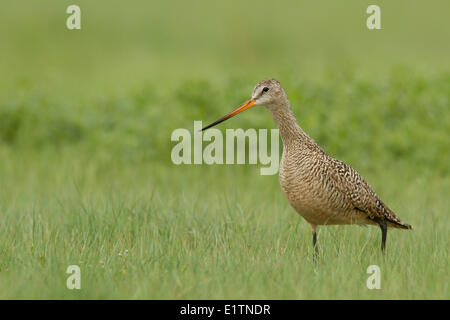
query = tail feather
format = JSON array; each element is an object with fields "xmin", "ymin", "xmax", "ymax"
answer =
[
  {"xmin": 380, "ymin": 201, "xmax": 413, "ymax": 230},
  {"xmin": 387, "ymin": 219, "xmax": 413, "ymax": 230}
]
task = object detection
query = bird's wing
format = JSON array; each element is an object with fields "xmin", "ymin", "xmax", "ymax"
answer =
[
  {"xmin": 326, "ymin": 157, "xmax": 377, "ymax": 217},
  {"xmin": 326, "ymin": 156, "xmax": 403, "ymax": 224}
]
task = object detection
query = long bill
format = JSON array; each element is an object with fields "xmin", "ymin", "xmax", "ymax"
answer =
[{"xmin": 201, "ymin": 99, "xmax": 255, "ymax": 131}]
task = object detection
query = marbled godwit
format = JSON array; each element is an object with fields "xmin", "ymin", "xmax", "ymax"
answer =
[{"xmin": 202, "ymin": 78, "xmax": 412, "ymax": 253}]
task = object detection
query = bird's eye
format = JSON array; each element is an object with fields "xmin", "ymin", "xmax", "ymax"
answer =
[{"xmin": 262, "ymin": 87, "xmax": 269, "ymax": 93}]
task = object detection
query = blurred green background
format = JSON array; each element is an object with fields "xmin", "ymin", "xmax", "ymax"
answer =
[
  {"xmin": 0, "ymin": 1, "xmax": 448, "ymax": 299},
  {"xmin": 1, "ymin": 1, "xmax": 449, "ymax": 172}
]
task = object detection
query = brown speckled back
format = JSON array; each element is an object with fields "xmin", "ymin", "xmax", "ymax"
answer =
[{"xmin": 259, "ymin": 79, "xmax": 412, "ymax": 230}]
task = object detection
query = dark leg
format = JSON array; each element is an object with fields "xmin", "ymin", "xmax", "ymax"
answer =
[
  {"xmin": 312, "ymin": 230, "xmax": 318, "ymax": 260},
  {"xmin": 312, "ymin": 231, "xmax": 317, "ymax": 250},
  {"xmin": 379, "ymin": 220, "xmax": 388, "ymax": 253},
  {"xmin": 373, "ymin": 217, "xmax": 388, "ymax": 253},
  {"xmin": 309, "ymin": 224, "xmax": 318, "ymax": 263}
]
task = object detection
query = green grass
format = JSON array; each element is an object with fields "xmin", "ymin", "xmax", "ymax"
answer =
[
  {"xmin": 0, "ymin": 154, "xmax": 448, "ymax": 299},
  {"xmin": 0, "ymin": 1, "xmax": 449, "ymax": 299}
]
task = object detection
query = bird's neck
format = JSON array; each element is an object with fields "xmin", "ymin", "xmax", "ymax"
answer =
[{"xmin": 268, "ymin": 100, "xmax": 313, "ymax": 148}]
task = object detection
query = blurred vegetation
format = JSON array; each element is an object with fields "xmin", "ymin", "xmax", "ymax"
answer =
[
  {"xmin": 1, "ymin": 69, "xmax": 448, "ymax": 176},
  {"xmin": 0, "ymin": 1, "xmax": 448, "ymax": 299},
  {"xmin": 1, "ymin": 1, "xmax": 449, "ymax": 176}
]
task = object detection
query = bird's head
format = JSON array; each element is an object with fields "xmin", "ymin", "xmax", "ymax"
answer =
[
  {"xmin": 251, "ymin": 78, "xmax": 287, "ymax": 108},
  {"xmin": 201, "ymin": 78, "xmax": 287, "ymax": 131}
]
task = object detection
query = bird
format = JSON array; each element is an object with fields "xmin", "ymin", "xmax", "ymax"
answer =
[{"xmin": 201, "ymin": 78, "xmax": 412, "ymax": 254}]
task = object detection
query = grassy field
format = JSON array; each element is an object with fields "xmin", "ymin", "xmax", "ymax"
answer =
[{"xmin": 0, "ymin": 1, "xmax": 449, "ymax": 299}]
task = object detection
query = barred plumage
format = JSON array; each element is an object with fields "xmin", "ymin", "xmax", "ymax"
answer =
[{"xmin": 202, "ymin": 78, "xmax": 412, "ymax": 253}]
